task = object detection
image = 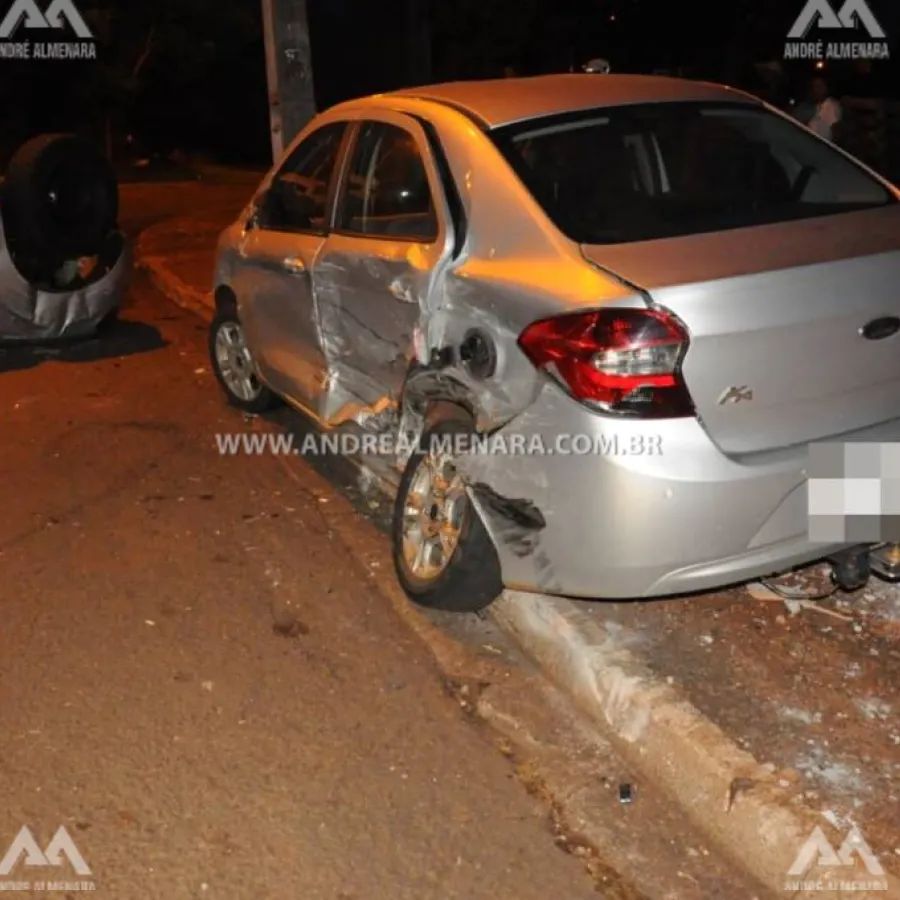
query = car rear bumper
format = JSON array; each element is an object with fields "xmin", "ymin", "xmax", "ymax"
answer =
[{"xmin": 457, "ymin": 381, "xmax": 890, "ymax": 599}]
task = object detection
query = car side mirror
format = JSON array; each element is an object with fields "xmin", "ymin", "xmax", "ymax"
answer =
[
  {"xmin": 243, "ymin": 188, "xmax": 272, "ymax": 232},
  {"xmin": 245, "ymin": 200, "xmax": 263, "ymax": 232}
]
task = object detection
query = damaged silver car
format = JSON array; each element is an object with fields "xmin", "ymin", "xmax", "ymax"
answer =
[
  {"xmin": 210, "ymin": 74, "xmax": 900, "ymax": 613},
  {"xmin": 0, "ymin": 134, "xmax": 130, "ymax": 342}
]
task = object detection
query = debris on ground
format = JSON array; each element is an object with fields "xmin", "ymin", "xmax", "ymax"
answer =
[
  {"xmin": 444, "ymin": 676, "xmax": 492, "ymax": 714},
  {"xmin": 723, "ymin": 777, "xmax": 757, "ymax": 813},
  {"xmin": 746, "ymin": 582, "xmax": 854, "ymax": 621}
]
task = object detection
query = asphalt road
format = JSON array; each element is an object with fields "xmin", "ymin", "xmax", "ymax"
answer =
[
  {"xmin": 0, "ymin": 189, "xmax": 601, "ymax": 899},
  {"xmin": 5, "ymin": 179, "xmax": 895, "ymax": 899}
]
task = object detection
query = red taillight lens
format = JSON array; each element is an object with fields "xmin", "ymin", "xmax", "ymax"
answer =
[{"xmin": 517, "ymin": 308, "xmax": 694, "ymax": 418}]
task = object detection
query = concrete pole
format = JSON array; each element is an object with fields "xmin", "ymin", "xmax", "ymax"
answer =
[{"xmin": 261, "ymin": 0, "xmax": 317, "ymax": 164}]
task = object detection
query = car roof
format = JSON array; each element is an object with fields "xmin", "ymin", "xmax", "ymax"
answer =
[{"xmin": 387, "ymin": 74, "xmax": 756, "ymax": 129}]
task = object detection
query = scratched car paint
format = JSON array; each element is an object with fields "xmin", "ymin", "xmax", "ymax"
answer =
[{"xmin": 209, "ymin": 73, "xmax": 900, "ymax": 613}]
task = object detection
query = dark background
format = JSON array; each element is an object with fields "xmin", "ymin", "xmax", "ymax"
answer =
[{"xmin": 0, "ymin": 0, "xmax": 897, "ymax": 168}]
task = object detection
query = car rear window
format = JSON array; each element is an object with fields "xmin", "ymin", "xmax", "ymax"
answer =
[{"xmin": 490, "ymin": 101, "xmax": 895, "ymax": 245}]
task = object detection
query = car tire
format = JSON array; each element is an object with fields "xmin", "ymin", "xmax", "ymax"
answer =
[
  {"xmin": 208, "ymin": 311, "xmax": 279, "ymax": 414},
  {"xmin": 392, "ymin": 414, "xmax": 504, "ymax": 613},
  {"xmin": 0, "ymin": 134, "xmax": 118, "ymax": 281}
]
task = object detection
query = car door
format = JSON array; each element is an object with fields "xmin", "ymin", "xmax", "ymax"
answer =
[
  {"xmin": 312, "ymin": 115, "xmax": 451, "ymax": 411},
  {"xmin": 234, "ymin": 120, "xmax": 349, "ymax": 409}
]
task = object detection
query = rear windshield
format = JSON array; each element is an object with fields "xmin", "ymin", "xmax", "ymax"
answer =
[{"xmin": 490, "ymin": 101, "xmax": 895, "ymax": 245}]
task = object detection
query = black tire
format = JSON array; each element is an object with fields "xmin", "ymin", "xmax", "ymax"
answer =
[
  {"xmin": 208, "ymin": 310, "xmax": 279, "ymax": 414},
  {"xmin": 392, "ymin": 415, "xmax": 504, "ymax": 613},
  {"xmin": 0, "ymin": 134, "xmax": 118, "ymax": 278}
]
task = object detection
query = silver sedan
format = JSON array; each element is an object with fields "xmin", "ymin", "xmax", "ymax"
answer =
[{"xmin": 210, "ymin": 74, "xmax": 900, "ymax": 612}]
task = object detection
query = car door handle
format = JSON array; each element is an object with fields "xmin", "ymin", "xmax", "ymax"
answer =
[{"xmin": 284, "ymin": 256, "xmax": 307, "ymax": 274}]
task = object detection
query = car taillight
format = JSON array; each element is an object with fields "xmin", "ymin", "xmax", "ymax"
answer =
[{"xmin": 517, "ymin": 307, "xmax": 694, "ymax": 418}]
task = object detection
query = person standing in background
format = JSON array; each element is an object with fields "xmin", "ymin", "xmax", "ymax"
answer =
[{"xmin": 802, "ymin": 74, "xmax": 843, "ymax": 142}]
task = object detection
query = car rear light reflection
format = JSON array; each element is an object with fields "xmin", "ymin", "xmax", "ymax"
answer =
[{"xmin": 517, "ymin": 307, "xmax": 695, "ymax": 418}]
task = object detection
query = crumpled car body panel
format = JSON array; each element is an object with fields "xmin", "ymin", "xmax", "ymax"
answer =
[
  {"xmin": 0, "ymin": 212, "xmax": 131, "ymax": 343},
  {"xmin": 211, "ymin": 83, "xmax": 900, "ymax": 601}
]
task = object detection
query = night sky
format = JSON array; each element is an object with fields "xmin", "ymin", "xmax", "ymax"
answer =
[{"xmin": 0, "ymin": 0, "xmax": 896, "ymax": 166}]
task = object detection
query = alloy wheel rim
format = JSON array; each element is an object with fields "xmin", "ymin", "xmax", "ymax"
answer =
[
  {"xmin": 401, "ymin": 450, "xmax": 468, "ymax": 582},
  {"xmin": 215, "ymin": 321, "xmax": 262, "ymax": 402}
]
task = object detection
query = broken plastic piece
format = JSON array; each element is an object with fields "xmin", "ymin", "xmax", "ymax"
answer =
[{"xmin": 868, "ymin": 542, "xmax": 900, "ymax": 581}]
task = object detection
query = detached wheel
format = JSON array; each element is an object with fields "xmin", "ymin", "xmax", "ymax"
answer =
[
  {"xmin": 0, "ymin": 134, "xmax": 118, "ymax": 278},
  {"xmin": 392, "ymin": 416, "xmax": 503, "ymax": 613},
  {"xmin": 209, "ymin": 311, "xmax": 278, "ymax": 413}
]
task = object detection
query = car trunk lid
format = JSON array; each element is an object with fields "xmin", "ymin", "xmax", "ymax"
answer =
[{"xmin": 581, "ymin": 205, "xmax": 900, "ymax": 455}]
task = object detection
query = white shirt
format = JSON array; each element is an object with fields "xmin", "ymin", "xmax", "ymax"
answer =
[{"xmin": 808, "ymin": 98, "xmax": 842, "ymax": 142}]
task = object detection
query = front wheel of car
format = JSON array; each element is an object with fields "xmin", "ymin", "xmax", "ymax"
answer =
[
  {"xmin": 209, "ymin": 311, "xmax": 279, "ymax": 413},
  {"xmin": 392, "ymin": 417, "xmax": 504, "ymax": 613}
]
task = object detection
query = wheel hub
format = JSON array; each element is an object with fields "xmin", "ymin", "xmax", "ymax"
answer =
[
  {"xmin": 401, "ymin": 451, "xmax": 468, "ymax": 582},
  {"xmin": 215, "ymin": 321, "xmax": 262, "ymax": 402}
]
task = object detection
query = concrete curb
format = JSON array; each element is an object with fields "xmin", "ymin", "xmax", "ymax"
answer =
[
  {"xmin": 492, "ymin": 592, "xmax": 898, "ymax": 899},
  {"xmin": 138, "ymin": 253, "xmax": 214, "ymax": 321},
  {"xmin": 193, "ymin": 164, "xmax": 267, "ymax": 185},
  {"xmin": 135, "ymin": 227, "xmax": 215, "ymax": 321},
  {"xmin": 135, "ymin": 224, "xmax": 898, "ymax": 900}
]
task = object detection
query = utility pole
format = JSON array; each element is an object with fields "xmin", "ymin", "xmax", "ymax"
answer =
[{"xmin": 261, "ymin": 0, "xmax": 317, "ymax": 163}]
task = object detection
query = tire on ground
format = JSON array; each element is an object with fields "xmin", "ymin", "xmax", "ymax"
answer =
[
  {"xmin": 392, "ymin": 413, "xmax": 504, "ymax": 613},
  {"xmin": 208, "ymin": 310, "xmax": 280, "ymax": 414},
  {"xmin": 0, "ymin": 133, "xmax": 118, "ymax": 280}
]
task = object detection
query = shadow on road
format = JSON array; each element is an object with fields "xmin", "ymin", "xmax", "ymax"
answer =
[
  {"xmin": 0, "ymin": 318, "xmax": 168, "ymax": 374},
  {"xmin": 263, "ymin": 405, "xmax": 396, "ymax": 533}
]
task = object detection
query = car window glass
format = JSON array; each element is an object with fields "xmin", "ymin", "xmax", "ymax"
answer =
[
  {"xmin": 338, "ymin": 122, "xmax": 438, "ymax": 241},
  {"xmin": 495, "ymin": 103, "xmax": 892, "ymax": 245},
  {"xmin": 261, "ymin": 122, "xmax": 346, "ymax": 233}
]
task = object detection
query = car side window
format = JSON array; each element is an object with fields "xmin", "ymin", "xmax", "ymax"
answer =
[
  {"xmin": 260, "ymin": 122, "xmax": 346, "ymax": 233},
  {"xmin": 337, "ymin": 122, "xmax": 438, "ymax": 242}
]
